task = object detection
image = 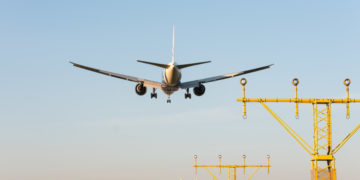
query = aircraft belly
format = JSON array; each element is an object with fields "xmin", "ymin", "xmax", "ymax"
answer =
[{"xmin": 161, "ymin": 86, "xmax": 179, "ymax": 95}]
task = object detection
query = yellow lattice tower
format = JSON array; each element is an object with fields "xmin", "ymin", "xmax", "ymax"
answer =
[
  {"xmin": 238, "ymin": 78, "xmax": 360, "ymax": 180},
  {"xmin": 193, "ymin": 154, "xmax": 271, "ymax": 180}
]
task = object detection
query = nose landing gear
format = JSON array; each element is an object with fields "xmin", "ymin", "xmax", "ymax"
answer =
[{"xmin": 167, "ymin": 96, "xmax": 171, "ymax": 103}]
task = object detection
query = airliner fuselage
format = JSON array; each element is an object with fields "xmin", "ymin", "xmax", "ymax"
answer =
[{"xmin": 161, "ymin": 63, "xmax": 181, "ymax": 95}]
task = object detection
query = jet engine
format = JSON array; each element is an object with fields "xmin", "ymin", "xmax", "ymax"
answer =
[
  {"xmin": 135, "ymin": 84, "xmax": 147, "ymax": 95},
  {"xmin": 193, "ymin": 84, "xmax": 205, "ymax": 96}
]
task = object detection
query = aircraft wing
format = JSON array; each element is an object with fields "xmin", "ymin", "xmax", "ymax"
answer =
[
  {"xmin": 179, "ymin": 64, "xmax": 273, "ymax": 89},
  {"xmin": 70, "ymin": 62, "xmax": 164, "ymax": 89}
]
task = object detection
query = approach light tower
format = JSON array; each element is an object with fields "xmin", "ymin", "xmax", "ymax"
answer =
[{"xmin": 238, "ymin": 78, "xmax": 360, "ymax": 180}]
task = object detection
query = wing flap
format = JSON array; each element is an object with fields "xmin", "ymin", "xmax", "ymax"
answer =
[{"xmin": 143, "ymin": 80, "xmax": 164, "ymax": 89}]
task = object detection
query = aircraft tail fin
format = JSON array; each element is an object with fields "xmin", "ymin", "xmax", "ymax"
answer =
[
  {"xmin": 137, "ymin": 60, "xmax": 169, "ymax": 68},
  {"xmin": 176, "ymin": 61, "xmax": 211, "ymax": 69},
  {"xmin": 171, "ymin": 25, "xmax": 175, "ymax": 64}
]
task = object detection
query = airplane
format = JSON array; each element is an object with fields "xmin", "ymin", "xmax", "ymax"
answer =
[{"xmin": 70, "ymin": 27, "xmax": 273, "ymax": 103}]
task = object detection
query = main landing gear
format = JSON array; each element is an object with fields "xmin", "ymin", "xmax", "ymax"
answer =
[
  {"xmin": 185, "ymin": 88, "xmax": 191, "ymax": 99},
  {"xmin": 167, "ymin": 96, "xmax": 171, "ymax": 103},
  {"xmin": 150, "ymin": 88, "xmax": 157, "ymax": 99}
]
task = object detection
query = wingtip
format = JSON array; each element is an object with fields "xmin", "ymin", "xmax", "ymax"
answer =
[{"xmin": 69, "ymin": 61, "xmax": 78, "ymax": 66}]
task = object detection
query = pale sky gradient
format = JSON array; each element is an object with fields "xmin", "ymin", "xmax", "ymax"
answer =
[{"xmin": 1, "ymin": 0, "xmax": 360, "ymax": 180}]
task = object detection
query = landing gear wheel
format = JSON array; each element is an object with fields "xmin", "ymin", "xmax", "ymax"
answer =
[
  {"xmin": 167, "ymin": 99, "xmax": 171, "ymax": 103},
  {"xmin": 151, "ymin": 93, "xmax": 157, "ymax": 99}
]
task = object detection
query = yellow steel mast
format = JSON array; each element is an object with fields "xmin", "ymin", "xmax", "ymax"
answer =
[
  {"xmin": 193, "ymin": 155, "xmax": 271, "ymax": 180},
  {"xmin": 237, "ymin": 78, "xmax": 360, "ymax": 180}
]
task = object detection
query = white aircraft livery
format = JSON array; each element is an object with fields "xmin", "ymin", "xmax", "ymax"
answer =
[{"xmin": 70, "ymin": 27, "xmax": 273, "ymax": 103}]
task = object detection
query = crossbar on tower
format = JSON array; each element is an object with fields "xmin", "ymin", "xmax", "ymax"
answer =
[
  {"xmin": 237, "ymin": 78, "xmax": 360, "ymax": 180},
  {"xmin": 193, "ymin": 155, "xmax": 271, "ymax": 180}
]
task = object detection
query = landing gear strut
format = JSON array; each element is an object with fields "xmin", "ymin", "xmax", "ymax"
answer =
[
  {"xmin": 150, "ymin": 88, "xmax": 157, "ymax": 99},
  {"xmin": 185, "ymin": 88, "xmax": 191, "ymax": 99}
]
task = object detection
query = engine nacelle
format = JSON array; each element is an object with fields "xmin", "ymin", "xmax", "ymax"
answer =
[
  {"xmin": 135, "ymin": 84, "xmax": 147, "ymax": 96},
  {"xmin": 193, "ymin": 84, "xmax": 205, "ymax": 96}
]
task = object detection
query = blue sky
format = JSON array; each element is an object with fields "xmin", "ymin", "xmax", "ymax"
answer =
[{"xmin": 1, "ymin": 0, "xmax": 360, "ymax": 179}]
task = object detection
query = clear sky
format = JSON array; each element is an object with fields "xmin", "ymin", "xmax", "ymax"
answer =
[{"xmin": 1, "ymin": 0, "xmax": 360, "ymax": 179}]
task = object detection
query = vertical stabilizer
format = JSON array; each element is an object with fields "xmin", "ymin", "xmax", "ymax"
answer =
[{"xmin": 171, "ymin": 25, "xmax": 175, "ymax": 64}]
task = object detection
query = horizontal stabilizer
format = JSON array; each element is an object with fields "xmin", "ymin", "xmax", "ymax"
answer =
[
  {"xmin": 137, "ymin": 60, "xmax": 169, "ymax": 68},
  {"xmin": 176, "ymin": 61, "xmax": 211, "ymax": 69}
]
